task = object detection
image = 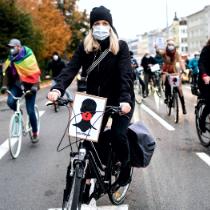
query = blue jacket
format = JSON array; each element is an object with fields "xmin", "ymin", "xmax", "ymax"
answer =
[{"xmin": 189, "ymin": 58, "xmax": 199, "ymax": 74}]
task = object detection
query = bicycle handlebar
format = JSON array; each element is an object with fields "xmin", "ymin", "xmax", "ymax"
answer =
[
  {"xmin": 46, "ymin": 97, "xmax": 73, "ymax": 107},
  {"xmin": 6, "ymin": 89, "xmax": 32, "ymax": 100}
]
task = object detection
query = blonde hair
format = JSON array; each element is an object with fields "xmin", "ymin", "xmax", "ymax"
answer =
[{"xmin": 84, "ymin": 27, "xmax": 119, "ymax": 55}]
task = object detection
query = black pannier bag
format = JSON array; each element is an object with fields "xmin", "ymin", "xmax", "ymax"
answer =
[
  {"xmin": 128, "ymin": 122, "xmax": 156, "ymax": 168},
  {"xmin": 96, "ymin": 122, "xmax": 156, "ymax": 168}
]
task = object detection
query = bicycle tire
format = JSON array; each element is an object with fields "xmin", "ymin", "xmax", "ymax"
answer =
[
  {"xmin": 62, "ymin": 164, "xmax": 83, "ymax": 210},
  {"xmin": 54, "ymin": 103, "xmax": 59, "ymax": 112},
  {"xmin": 109, "ymin": 166, "xmax": 133, "ymax": 205},
  {"xmin": 29, "ymin": 105, "xmax": 40, "ymax": 140},
  {"xmin": 134, "ymin": 80, "xmax": 142, "ymax": 104},
  {"xmin": 166, "ymin": 96, "xmax": 171, "ymax": 116},
  {"xmin": 195, "ymin": 100, "xmax": 210, "ymax": 147},
  {"xmin": 172, "ymin": 93, "xmax": 179, "ymax": 123},
  {"xmin": 8, "ymin": 113, "xmax": 22, "ymax": 159}
]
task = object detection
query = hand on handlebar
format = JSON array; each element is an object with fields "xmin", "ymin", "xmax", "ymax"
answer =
[
  {"xmin": 120, "ymin": 102, "xmax": 131, "ymax": 114},
  {"xmin": 47, "ymin": 89, "xmax": 61, "ymax": 102},
  {"xmin": 203, "ymin": 76, "xmax": 210, "ymax": 85}
]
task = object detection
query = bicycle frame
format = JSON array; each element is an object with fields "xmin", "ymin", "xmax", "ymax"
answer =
[
  {"xmin": 7, "ymin": 90, "xmax": 32, "ymax": 134},
  {"xmin": 69, "ymin": 139, "xmax": 114, "ymax": 200}
]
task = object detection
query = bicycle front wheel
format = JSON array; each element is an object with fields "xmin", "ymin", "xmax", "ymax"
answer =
[
  {"xmin": 166, "ymin": 96, "xmax": 171, "ymax": 116},
  {"xmin": 172, "ymin": 93, "xmax": 179, "ymax": 123},
  {"xmin": 195, "ymin": 101, "xmax": 210, "ymax": 147},
  {"xmin": 9, "ymin": 113, "xmax": 22, "ymax": 159},
  {"xmin": 62, "ymin": 164, "xmax": 84, "ymax": 210},
  {"xmin": 134, "ymin": 80, "xmax": 142, "ymax": 104}
]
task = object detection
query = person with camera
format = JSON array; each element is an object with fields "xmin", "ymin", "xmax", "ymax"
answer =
[{"xmin": 1, "ymin": 39, "xmax": 41, "ymax": 142}]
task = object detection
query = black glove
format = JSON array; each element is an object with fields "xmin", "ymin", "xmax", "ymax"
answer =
[{"xmin": 1, "ymin": 86, "xmax": 8, "ymax": 94}]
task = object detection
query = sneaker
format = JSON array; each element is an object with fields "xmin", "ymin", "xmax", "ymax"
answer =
[{"xmin": 32, "ymin": 132, "xmax": 39, "ymax": 143}]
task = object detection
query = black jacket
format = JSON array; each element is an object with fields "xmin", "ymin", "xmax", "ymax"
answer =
[
  {"xmin": 46, "ymin": 57, "xmax": 66, "ymax": 79},
  {"xmin": 53, "ymin": 40, "xmax": 134, "ymax": 107},
  {"xmin": 198, "ymin": 45, "xmax": 210, "ymax": 78},
  {"xmin": 141, "ymin": 56, "xmax": 157, "ymax": 73}
]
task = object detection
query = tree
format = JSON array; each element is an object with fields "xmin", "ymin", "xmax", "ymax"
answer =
[
  {"xmin": 16, "ymin": 0, "xmax": 71, "ymax": 59},
  {"xmin": 57, "ymin": 0, "xmax": 89, "ymax": 56},
  {"xmin": 0, "ymin": 0, "xmax": 43, "ymax": 60}
]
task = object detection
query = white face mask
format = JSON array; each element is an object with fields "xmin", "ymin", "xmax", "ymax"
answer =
[
  {"xmin": 53, "ymin": 55, "xmax": 59, "ymax": 61},
  {"xmin": 92, "ymin": 25, "xmax": 110, "ymax": 41},
  {"xmin": 10, "ymin": 47, "xmax": 18, "ymax": 55},
  {"xmin": 167, "ymin": 45, "xmax": 175, "ymax": 51}
]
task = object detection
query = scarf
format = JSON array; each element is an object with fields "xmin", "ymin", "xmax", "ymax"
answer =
[{"xmin": 3, "ymin": 46, "xmax": 41, "ymax": 84}]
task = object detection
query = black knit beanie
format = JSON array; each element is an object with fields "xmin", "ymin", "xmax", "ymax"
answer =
[{"xmin": 90, "ymin": 6, "xmax": 113, "ymax": 28}]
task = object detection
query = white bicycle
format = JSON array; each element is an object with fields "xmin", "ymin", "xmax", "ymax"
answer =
[{"xmin": 7, "ymin": 89, "xmax": 40, "ymax": 159}]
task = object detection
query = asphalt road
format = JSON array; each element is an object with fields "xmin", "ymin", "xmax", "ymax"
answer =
[{"xmin": 0, "ymin": 82, "xmax": 210, "ymax": 210}]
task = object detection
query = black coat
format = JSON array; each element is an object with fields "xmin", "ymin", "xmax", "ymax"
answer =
[
  {"xmin": 198, "ymin": 45, "xmax": 210, "ymax": 78},
  {"xmin": 141, "ymin": 56, "xmax": 157, "ymax": 73},
  {"xmin": 46, "ymin": 58, "xmax": 66, "ymax": 79},
  {"xmin": 53, "ymin": 40, "xmax": 135, "ymax": 107},
  {"xmin": 198, "ymin": 44, "xmax": 210, "ymax": 100}
]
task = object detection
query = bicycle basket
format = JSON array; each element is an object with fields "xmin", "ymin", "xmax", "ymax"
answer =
[
  {"xmin": 169, "ymin": 75, "xmax": 180, "ymax": 87},
  {"xmin": 127, "ymin": 122, "xmax": 156, "ymax": 168}
]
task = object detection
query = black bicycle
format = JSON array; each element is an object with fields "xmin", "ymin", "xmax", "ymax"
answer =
[
  {"xmin": 195, "ymin": 97, "xmax": 210, "ymax": 147},
  {"xmin": 53, "ymin": 98, "xmax": 133, "ymax": 210},
  {"xmin": 165, "ymin": 74, "xmax": 180, "ymax": 123}
]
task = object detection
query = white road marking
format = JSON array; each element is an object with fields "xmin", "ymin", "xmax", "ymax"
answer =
[
  {"xmin": 0, "ymin": 140, "xmax": 10, "ymax": 159},
  {"xmin": 196, "ymin": 152, "xmax": 210, "ymax": 166},
  {"xmin": 140, "ymin": 104, "xmax": 175, "ymax": 131},
  {"xmin": 48, "ymin": 205, "xmax": 128, "ymax": 210},
  {"xmin": 0, "ymin": 110, "xmax": 45, "ymax": 160},
  {"xmin": 185, "ymin": 85, "xmax": 191, "ymax": 90},
  {"xmin": 39, "ymin": 110, "xmax": 45, "ymax": 117}
]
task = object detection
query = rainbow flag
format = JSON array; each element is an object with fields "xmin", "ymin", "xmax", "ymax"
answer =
[{"xmin": 3, "ymin": 46, "xmax": 41, "ymax": 84}]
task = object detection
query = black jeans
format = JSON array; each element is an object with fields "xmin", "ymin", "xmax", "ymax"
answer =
[{"xmin": 100, "ymin": 108, "xmax": 134, "ymax": 167}]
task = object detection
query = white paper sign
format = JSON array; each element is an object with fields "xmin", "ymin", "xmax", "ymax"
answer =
[
  {"xmin": 155, "ymin": 37, "xmax": 165, "ymax": 49},
  {"xmin": 69, "ymin": 92, "xmax": 107, "ymax": 142}
]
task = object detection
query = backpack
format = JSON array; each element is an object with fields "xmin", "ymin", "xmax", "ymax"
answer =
[{"xmin": 97, "ymin": 121, "xmax": 156, "ymax": 168}]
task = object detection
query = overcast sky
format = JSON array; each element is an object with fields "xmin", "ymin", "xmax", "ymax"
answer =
[{"xmin": 77, "ymin": 0, "xmax": 210, "ymax": 39}]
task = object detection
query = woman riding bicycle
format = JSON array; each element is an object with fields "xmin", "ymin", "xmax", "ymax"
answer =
[
  {"xmin": 48, "ymin": 5, "xmax": 135, "ymax": 191},
  {"xmin": 1, "ymin": 38, "xmax": 41, "ymax": 143},
  {"xmin": 198, "ymin": 38, "xmax": 210, "ymax": 133},
  {"xmin": 156, "ymin": 39, "xmax": 187, "ymax": 115}
]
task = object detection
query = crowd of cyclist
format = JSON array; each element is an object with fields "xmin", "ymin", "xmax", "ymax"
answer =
[
  {"xmin": 1, "ymin": 6, "xmax": 210, "ymax": 207},
  {"xmin": 1, "ymin": 38, "xmax": 210, "ymax": 137}
]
